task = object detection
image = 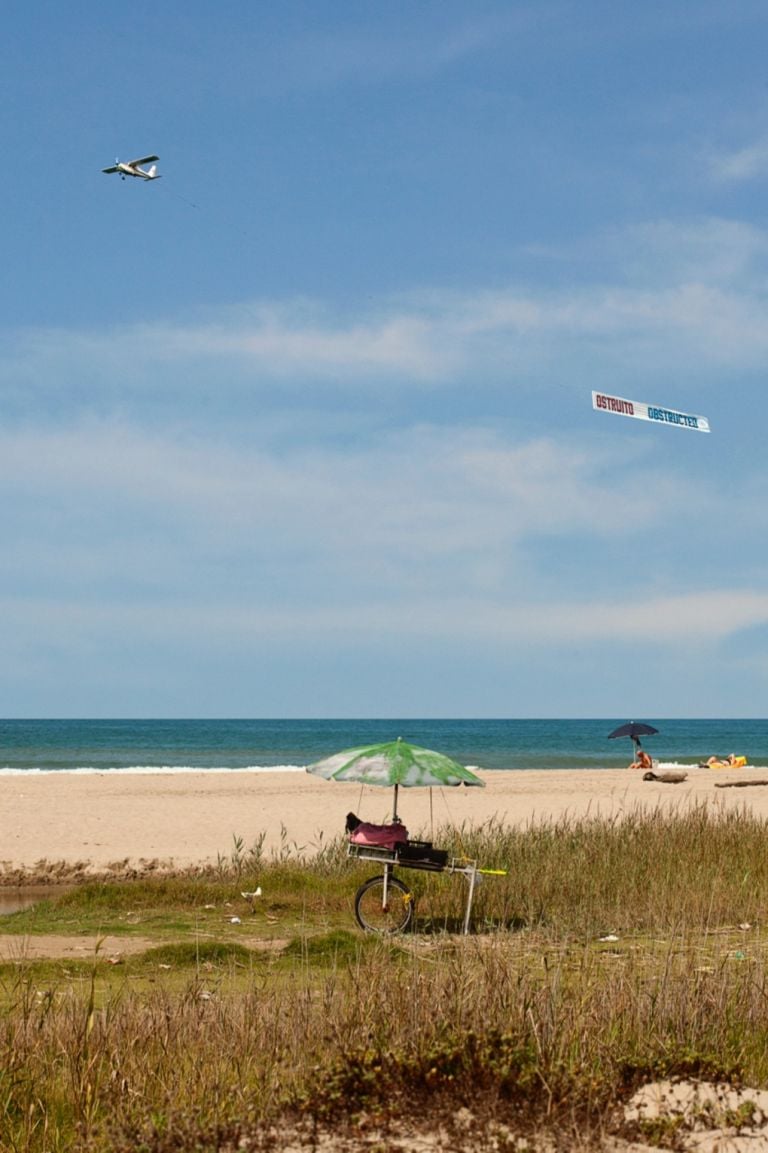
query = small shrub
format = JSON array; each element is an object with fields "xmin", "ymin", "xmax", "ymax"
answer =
[{"xmin": 140, "ymin": 941, "xmax": 253, "ymax": 967}]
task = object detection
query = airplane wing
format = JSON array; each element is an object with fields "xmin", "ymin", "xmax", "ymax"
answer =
[
  {"xmin": 127, "ymin": 155, "xmax": 159, "ymax": 166},
  {"xmin": 102, "ymin": 165, "xmax": 120, "ymax": 174}
]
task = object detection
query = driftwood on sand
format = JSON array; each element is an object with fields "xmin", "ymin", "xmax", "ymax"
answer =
[{"xmin": 714, "ymin": 779, "xmax": 768, "ymax": 789}]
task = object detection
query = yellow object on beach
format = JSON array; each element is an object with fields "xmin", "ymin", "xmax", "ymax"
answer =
[{"xmin": 706, "ymin": 755, "xmax": 748, "ymax": 769}]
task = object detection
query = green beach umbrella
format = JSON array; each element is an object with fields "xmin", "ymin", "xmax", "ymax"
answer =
[{"xmin": 307, "ymin": 737, "xmax": 484, "ymax": 821}]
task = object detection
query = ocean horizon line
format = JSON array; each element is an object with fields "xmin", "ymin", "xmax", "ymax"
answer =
[{"xmin": 2, "ymin": 719, "xmax": 766, "ymax": 774}]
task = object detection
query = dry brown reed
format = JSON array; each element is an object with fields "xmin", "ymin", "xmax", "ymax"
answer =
[
  {"xmin": 4, "ymin": 935, "xmax": 768, "ymax": 1150},
  {"xmin": 431, "ymin": 801, "xmax": 768, "ymax": 935},
  {"xmin": 3, "ymin": 803, "xmax": 768, "ymax": 1151}
]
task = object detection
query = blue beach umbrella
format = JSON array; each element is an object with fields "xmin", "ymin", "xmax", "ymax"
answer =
[{"xmin": 607, "ymin": 721, "xmax": 659, "ymax": 749}]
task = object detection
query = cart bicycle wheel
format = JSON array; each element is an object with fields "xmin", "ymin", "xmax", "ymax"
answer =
[{"xmin": 354, "ymin": 874, "xmax": 414, "ymax": 934}]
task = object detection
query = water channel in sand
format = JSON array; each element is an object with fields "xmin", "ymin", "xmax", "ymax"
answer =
[{"xmin": 0, "ymin": 886, "xmax": 69, "ymax": 916}]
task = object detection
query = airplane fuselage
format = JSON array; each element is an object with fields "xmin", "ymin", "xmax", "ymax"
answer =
[
  {"xmin": 118, "ymin": 164, "xmax": 157, "ymax": 180},
  {"xmin": 103, "ymin": 156, "xmax": 160, "ymax": 181}
]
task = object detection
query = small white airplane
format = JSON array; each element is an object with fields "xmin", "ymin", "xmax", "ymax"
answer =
[{"xmin": 102, "ymin": 155, "xmax": 161, "ymax": 181}]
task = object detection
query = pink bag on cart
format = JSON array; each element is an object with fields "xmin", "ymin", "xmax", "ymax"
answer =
[{"xmin": 348, "ymin": 818, "xmax": 408, "ymax": 850}]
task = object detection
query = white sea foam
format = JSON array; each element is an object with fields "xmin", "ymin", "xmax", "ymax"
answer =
[
  {"xmin": 3, "ymin": 761, "xmax": 767, "ymax": 776},
  {"xmin": 656, "ymin": 760, "xmax": 768, "ymax": 771},
  {"xmin": 0, "ymin": 764, "xmax": 309, "ymax": 777}
]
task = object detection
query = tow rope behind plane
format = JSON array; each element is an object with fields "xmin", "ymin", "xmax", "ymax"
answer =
[{"xmin": 102, "ymin": 155, "xmax": 161, "ymax": 181}]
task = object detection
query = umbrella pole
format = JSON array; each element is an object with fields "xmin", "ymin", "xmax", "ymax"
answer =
[{"xmin": 393, "ymin": 782, "xmax": 399, "ymax": 823}]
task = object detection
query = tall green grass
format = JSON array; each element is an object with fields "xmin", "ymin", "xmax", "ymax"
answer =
[
  {"xmin": 3, "ymin": 933, "xmax": 767, "ymax": 1150},
  {"xmin": 7, "ymin": 801, "xmax": 767, "ymax": 939},
  {"xmin": 386, "ymin": 802, "xmax": 768, "ymax": 938},
  {"xmin": 3, "ymin": 804, "xmax": 768, "ymax": 1151}
]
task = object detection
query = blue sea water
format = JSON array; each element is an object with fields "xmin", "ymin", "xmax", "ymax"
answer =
[{"xmin": 1, "ymin": 718, "xmax": 767, "ymax": 773}]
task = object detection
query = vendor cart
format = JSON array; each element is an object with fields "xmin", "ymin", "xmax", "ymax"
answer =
[
  {"xmin": 348, "ymin": 839, "xmax": 504, "ymax": 935},
  {"xmin": 307, "ymin": 737, "xmax": 504, "ymax": 934}
]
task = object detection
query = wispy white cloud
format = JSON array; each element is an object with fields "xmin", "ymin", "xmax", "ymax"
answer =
[
  {"xmin": 0, "ymin": 419, "xmax": 686, "ymax": 544},
  {"xmin": 2, "ymin": 306, "xmax": 450, "ymax": 387},
  {"xmin": 483, "ymin": 590, "xmax": 768, "ymax": 645},
  {"xmin": 4, "ymin": 215, "xmax": 768, "ymax": 403},
  {"xmin": 0, "ymin": 417, "xmax": 730, "ymax": 613},
  {"xmin": 280, "ymin": 16, "xmax": 499, "ymax": 91},
  {"xmin": 170, "ymin": 277, "xmax": 768, "ymax": 376},
  {"xmin": 710, "ymin": 138, "xmax": 768, "ymax": 182},
  {"xmin": 4, "ymin": 587, "xmax": 766, "ymax": 653},
  {"xmin": 576, "ymin": 217, "xmax": 768, "ymax": 287},
  {"xmin": 0, "ymin": 407, "xmax": 763, "ymax": 712}
]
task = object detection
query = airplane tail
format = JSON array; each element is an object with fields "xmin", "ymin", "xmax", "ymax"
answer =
[{"xmin": 148, "ymin": 164, "xmax": 158, "ymax": 178}]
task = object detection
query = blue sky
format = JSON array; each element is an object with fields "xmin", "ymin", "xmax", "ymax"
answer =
[{"xmin": 3, "ymin": 1, "xmax": 768, "ymax": 717}]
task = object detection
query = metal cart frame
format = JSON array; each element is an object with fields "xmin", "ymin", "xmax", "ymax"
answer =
[{"xmin": 347, "ymin": 842, "xmax": 483, "ymax": 935}]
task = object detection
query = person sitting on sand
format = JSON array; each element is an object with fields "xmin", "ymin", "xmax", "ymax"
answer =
[{"xmin": 630, "ymin": 748, "xmax": 653, "ymax": 770}]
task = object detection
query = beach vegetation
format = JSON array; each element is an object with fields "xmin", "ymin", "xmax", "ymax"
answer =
[
  {"xmin": 138, "ymin": 940, "xmax": 254, "ymax": 967},
  {"xmin": 3, "ymin": 805, "xmax": 768, "ymax": 1148}
]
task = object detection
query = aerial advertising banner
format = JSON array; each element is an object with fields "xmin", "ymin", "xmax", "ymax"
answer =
[{"xmin": 592, "ymin": 391, "xmax": 710, "ymax": 433}]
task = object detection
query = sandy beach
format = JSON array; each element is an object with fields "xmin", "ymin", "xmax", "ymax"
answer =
[{"xmin": 2, "ymin": 765, "xmax": 768, "ymax": 877}]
